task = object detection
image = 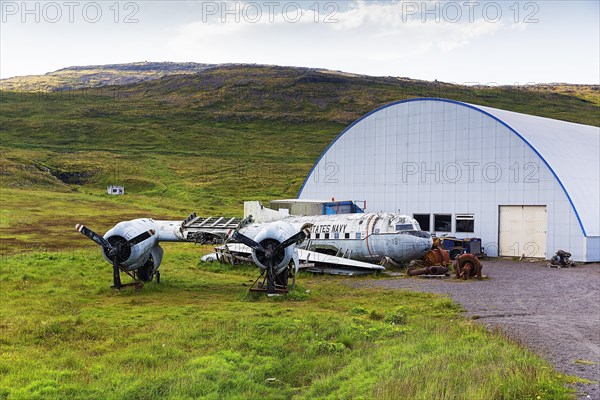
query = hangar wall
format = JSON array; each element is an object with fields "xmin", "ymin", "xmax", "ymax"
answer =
[{"xmin": 298, "ymin": 99, "xmax": 599, "ymax": 261}]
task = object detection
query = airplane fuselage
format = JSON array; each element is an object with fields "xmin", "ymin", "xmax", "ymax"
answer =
[{"xmin": 239, "ymin": 213, "xmax": 432, "ymax": 264}]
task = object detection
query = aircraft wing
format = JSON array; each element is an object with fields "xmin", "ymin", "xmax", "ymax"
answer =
[
  {"xmin": 297, "ymin": 249, "xmax": 385, "ymax": 270},
  {"xmin": 216, "ymin": 243, "xmax": 251, "ymax": 254},
  {"xmin": 214, "ymin": 243, "xmax": 385, "ymax": 271}
]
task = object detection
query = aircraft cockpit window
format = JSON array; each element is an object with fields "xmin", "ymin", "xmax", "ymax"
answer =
[{"xmin": 395, "ymin": 224, "xmax": 413, "ymax": 231}]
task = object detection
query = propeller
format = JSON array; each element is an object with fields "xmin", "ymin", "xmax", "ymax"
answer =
[
  {"xmin": 232, "ymin": 231, "xmax": 265, "ymax": 253},
  {"xmin": 232, "ymin": 228, "xmax": 309, "ymax": 257},
  {"xmin": 232, "ymin": 228, "xmax": 310, "ymax": 294},
  {"xmin": 75, "ymin": 224, "xmax": 155, "ymax": 289},
  {"xmin": 76, "ymin": 224, "xmax": 113, "ymax": 249},
  {"xmin": 111, "ymin": 252, "xmax": 122, "ymax": 289},
  {"xmin": 275, "ymin": 228, "xmax": 310, "ymax": 253},
  {"xmin": 127, "ymin": 230, "xmax": 155, "ymax": 246}
]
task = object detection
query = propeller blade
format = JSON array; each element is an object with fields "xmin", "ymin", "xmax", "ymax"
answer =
[
  {"xmin": 266, "ymin": 258, "xmax": 276, "ymax": 294},
  {"xmin": 232, "ymin": 231, "xmax": 265, "ymax": 253},
  {"xmin": 127, "ymin": 229, "xmax": 156, "ymax": 246},
  {"xmin": 112, "ymin": 255, "xmax": 122, "ymax": 289},
  {"xmin": 76, "ymin": 224, "xmax": 113, "ymax": 249},
  {"xmin": 275, "ymin": 228, "xmax": 310, "ymax": 252}
]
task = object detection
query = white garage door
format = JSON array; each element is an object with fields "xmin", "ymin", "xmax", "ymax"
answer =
[{"xmin": 499, "ymin": 206, "xmax": 547, "ymax": 258}]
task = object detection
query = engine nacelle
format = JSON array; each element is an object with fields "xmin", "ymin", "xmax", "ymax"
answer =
[
  {"xmin": 102, "ymin": 219, "xmax": 159, "ymax": 271},
  {"xmin": 250, "ymin": 221, "xmax": 298, "ymax": 275}
]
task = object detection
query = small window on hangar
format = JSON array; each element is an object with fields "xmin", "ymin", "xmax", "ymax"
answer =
[
  {"xmin": 434, "ymin": 214, "xmax": 452, "ymax": 232},
  {"xmin": 456, "ymin": 214, "xmax": 475, "ymax": 233},
  {"xmin": 413, "ymin": 214, "xmax": 431, "ymax": 231}
]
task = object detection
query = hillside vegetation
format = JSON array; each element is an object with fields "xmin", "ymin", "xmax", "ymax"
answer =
[
  {"xmin": 1, "ymin": 64, "xmax": 599, "ymax": 252},
  {"xmin": 2, "ymin": 63, "xmax": 598, "ymax": 123},
  {"xmin": 0, "ymin": 62, "xmax": 216, "ymax": 92}
]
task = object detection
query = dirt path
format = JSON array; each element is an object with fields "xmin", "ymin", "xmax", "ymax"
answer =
[{"xmin": 359, "ymin": 260, "xmax": 600, "ymax": 399}]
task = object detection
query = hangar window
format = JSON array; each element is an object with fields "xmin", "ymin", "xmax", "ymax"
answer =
[
  {"xmin": 413, "ymin": 214, "xmax": 431, "ymax": 231},
  {"xmin": 324, "ymin": 233, "xmax": 330, "ymax": 239},
  {"xmin": 356, "ymin": 233, "xmax": 361, "ymax": 239},
  {"xmin": 434, "ymin": 214, "xmax": 452, "ymax": 232},
  {"xmin": 345, "ymin": 233, "xmax": 350, "ymax": 239},
  {"xmin": 456, "ymin": 214, "xmax": 474, "ymax": 233}
]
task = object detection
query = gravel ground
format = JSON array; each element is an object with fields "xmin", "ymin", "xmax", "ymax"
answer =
[{"xmin": 360, "ymin": 259, "xmax": 600, "ymax": 399}]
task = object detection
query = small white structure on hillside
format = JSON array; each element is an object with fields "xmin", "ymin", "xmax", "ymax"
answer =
[{"xmin": 107, "ymin": 185, "xmax": 124, "ymax": 195}]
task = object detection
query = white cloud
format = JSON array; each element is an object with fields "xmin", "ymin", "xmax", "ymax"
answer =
[
  {"xmin": 168, "ymin": 0, "xmax": 508, "ymax": 68},
  {"xmin": 1, "ymin": 0, "xmax": 597, "ymax": 84}
]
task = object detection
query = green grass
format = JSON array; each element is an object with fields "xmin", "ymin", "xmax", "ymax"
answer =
[
  {"xmin": 0, "ymin": 188, "xmax": 193, "ymax": 254},
  {"xmin": 574, "ymin": 360, "xmax": 597, "ymax": 365},
  {"xmin": 0, "ymin": 249, "xmax": 578, "ymax": 399}
]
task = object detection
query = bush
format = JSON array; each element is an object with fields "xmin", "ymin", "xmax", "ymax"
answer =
[
  {"xmin": 368, "ymin": 309, "xmax": 384, "ymax": 321},
  {"xmin": 385, "ymin": 306, "xmax": 408, "ymax": 325},
  {"xmin": 350, "ymin": 306, "xmax": 368, "ymax": 316},
  {"xmin": 313, "ymin": 341, "xmax": 347, "ymax": 354}
]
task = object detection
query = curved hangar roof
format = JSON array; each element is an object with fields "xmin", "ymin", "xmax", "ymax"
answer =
[{"xmin": 298, "ymin": 98, "xmax": 600, "ymax": 237}]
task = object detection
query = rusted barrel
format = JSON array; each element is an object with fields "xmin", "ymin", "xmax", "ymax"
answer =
[
  {"xmin": 454, "ymin": 254, "xmax": 482, "ymax": 279},
  {"xmin": 427, "ymin": 266, "xmax": 449, "ymax": 275},
  {"xmin": 408, "ymin": 267, "xmax": 429, "ymax": 276}
]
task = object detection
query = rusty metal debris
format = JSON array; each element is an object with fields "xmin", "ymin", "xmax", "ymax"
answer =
[
  {"xmin": 408, "ymin": 245, "xmax": 451, "ymax": 277},
  {"xmin": 549, "ymin": 250, "xmax": 575, "ymax": 268},
  {"xmin": 454, "ymin": 253, "xmax": 483, "ymax": 280},
  {"xmin": 380, "ymin": 256, "xmax": 403, "ymax": 269},
  {"xmin": 407, "ymin": 265, "xmax": 449, "ymax": 277},
  {"xmin": 422, "ymin": 245, "xmax": 451, "ymax": 267}
]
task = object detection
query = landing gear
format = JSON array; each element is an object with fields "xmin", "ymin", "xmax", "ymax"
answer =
[
  {"xmin": 112, "ymin": 260, "xmax": 160, "ymax": 291},
  {"xmin": 136, "ymin": 259, "xmax": 155, "ymax": 282},
  {"xmin": 110, "ymin": 265, "xmax": 143, "ymax": 290},
  {"xmin": 250, "ymin": 262, "xmax": 293, "ymax": 295}
]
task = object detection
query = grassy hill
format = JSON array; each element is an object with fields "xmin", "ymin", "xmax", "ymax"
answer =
[
  {"xmin": 1, "ymin": 64, "xmax": 599, "ymax": 252},
  {"xmin": 0, "ymin": 62, "xmax": 217, "ymax": 92}
]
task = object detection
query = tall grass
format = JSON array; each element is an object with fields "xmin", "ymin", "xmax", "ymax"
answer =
[{"xmin": 0, "ymin": 250, "xmax": 577, "ymax": 399}]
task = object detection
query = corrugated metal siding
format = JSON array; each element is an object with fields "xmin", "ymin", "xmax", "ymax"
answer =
[{"xmin": 298, "ymin": 98, "xmax": 598, "ymax": 261}]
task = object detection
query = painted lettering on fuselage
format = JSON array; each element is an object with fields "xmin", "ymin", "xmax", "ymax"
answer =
[{"xmin": 312, "ymin": 224, "xmax": 348, "ymax": 235}]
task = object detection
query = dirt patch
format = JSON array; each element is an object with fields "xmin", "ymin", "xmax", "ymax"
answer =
[
  {"xmin": 0, "ymin": 212, "xmax": 184, "ymax": 254},
  {"xmin": 359, "ymin": 259, "xmax": 600, "ymax": 399}
]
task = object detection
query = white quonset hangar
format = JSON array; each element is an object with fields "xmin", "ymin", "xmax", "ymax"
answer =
[{"xmin": 298, "ymin": 98, "xmax": 600, "ymax": 262}]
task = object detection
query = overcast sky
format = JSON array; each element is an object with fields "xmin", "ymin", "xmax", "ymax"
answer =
[{"xmin": 1, "ymin": 0, "xmax": 599, "ymax": 84}]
